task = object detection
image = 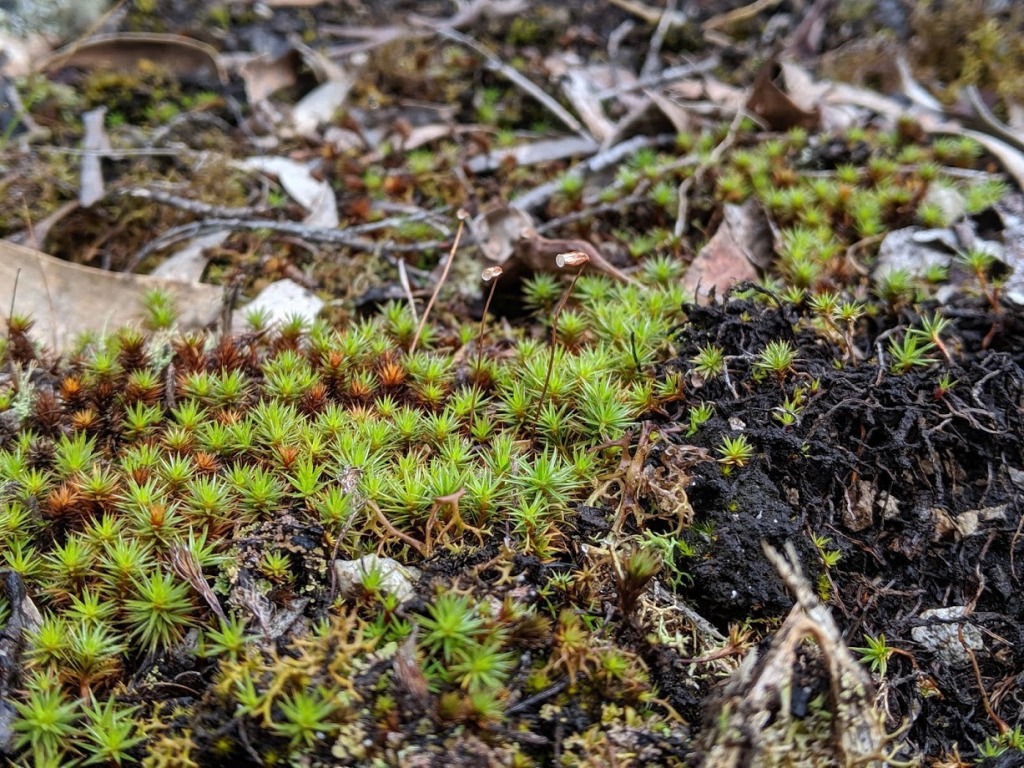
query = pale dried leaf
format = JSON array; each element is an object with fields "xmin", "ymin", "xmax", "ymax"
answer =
[
  {"xmin": 0, "ymin": 33, "xmax": 52, "ymax": 77},
  {"xmin": 824, "ymin": 81, "xmax": 908, "ymax": 122},
  {"xmin": 781, "ymin": 61, "xmax": 899, "ymax": 131},
  {"xmin": 0, "ymin": 239, "xmax": 221, "ymax": 350},
  {"xmin": 1008, "ymin": 102, "xmax": 1024, "ymax": 131},
  {"xmin": 644, "ymin": 89, "xmax": 694, "ymax": 133},
  {"xmin": 79, "ymin": 107, "xmax": 110, "ymax": 208},
  {"xmin": 993, "ymin": 195, "xmax": 1024, "ymax": 305},
  {"xmin": 411, "ymin": 0, "xmax": 529, "ymax": 29},
  {"xmin": 238, "ymin": 49, "xmax": 302, "ymax": 105},
  {"xmin": 873, "ymin": 227, "xmax": 956, "ymax": 283},
  {"xmin": 401, "ymin": 123, "xmax": 452, "ymax": 151},
  {"xmin": 896, "ymin": 55, "xmax": 943, "ymax": 112},
  {"xmin": 664, "ymin": 78, "xmax": 707, "ymax": 102},
  {"xmin": 605, "ymin": 89, "xmax": 692, "ymax": 148},
  {"xmin": 150, "ymin": 230, "xmax": 230, "ymax": 282},
  {"xmin": 323, "ymin": 126, "xmax": 365, "ymax": 152},
  {"xmin": 238, "ymin": 156, "xmax": 339, "ymax": 227},
  {"xmin": 559, "ymin": 66, "xmax": 616, "ymax": 142},
  {"xmin": 291, "ymin": 76, "xmax": 354, "ymax": 138}
]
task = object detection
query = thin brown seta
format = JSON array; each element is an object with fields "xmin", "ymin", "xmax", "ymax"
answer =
[
  {"xmin": 531, "ymin": 251, "xmax": 589, "ymax": 442},
  {"xmin": 409, "ymin": 208, "xmax": 469, "ymax": 354}
]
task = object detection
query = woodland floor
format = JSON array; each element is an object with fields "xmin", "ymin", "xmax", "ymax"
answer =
[{"xmin": 1, "ymin": 1, "xmax": 1024, "ymax": 767}]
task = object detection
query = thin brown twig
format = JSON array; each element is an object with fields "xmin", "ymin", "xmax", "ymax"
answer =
[
  {"xmin": 960, "ymin": 622, "xmax": 1008, "ymax": 735},
  {"xmin": 640, "ymin": 0, "xmax": 678, "ymax": 77},
  {"xmin": 367, "ymin": 499, "xmax": 427, "ymax": 557},
  {"xmin": 434, "ymin": 26, "xmax": 589, "ymax": 139},
  {"xmin": 674, "ymin": 105, "xmax": 748, "ymax": 237},
  {"xmin": 129, "ymin": 214, "xmax": 449, "ymax": 273}
]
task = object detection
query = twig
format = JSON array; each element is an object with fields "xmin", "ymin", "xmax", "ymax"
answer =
[
  {"xmin": 367, "ymin": 499, "xmax": 427, "ymax": 557},
  {"xmin": 966, "ymin": 85, "xmax": 1024, "ymax": 155},
  {"xmin": 609, "ymin": 0, "xmax": 686, "ymax": 25},
  {"xmin": 607, "ymin": 21, "xmax": 635, "ymax": 82},
  {"xmin": 434, "ymin": 26, "xmax": 590, "ymax": 140},
  {"xmin": 674, "ymin": 106, "xmax": 747, "ymax": 237},
  {"xmin": 703, "ymin": 0, "xmax": 782, "ymax": 31},
  {"xmin": 505, "ymin": 679, "xmax": 569, "ymax": 716},
  {"xmin": 640, "ymin": 0, "xmax": 679, "ymax": 78},
  {"xmin": 594, "ymin": 56, "xmax": 720, "ymax": 100},
  {"xmin": 409, "ymin": 210, "xmax": 469, "ymax": 353},
  {"xmin": 36, "ymin": 145, "xmax": 193, "ymax": 158},
  {"xmin": 513, "ymin": 133, "xmax": 676, "ymax": 212},
  {"xmin": 373, "ymin": 201, "xmax": 452, "ymax": 237},
  {"xmin": 129, "ymin": 213, "xmax": 451, "ymax": 272},
  {"xmin": 145, "ymin": 111, "xmax": 236, "ymax": 149},
  {"xmin": 124, "ymin": 188, "xmax": 271, "ymax": 218},
  {"xmin": 536, "ymin": 191, "xmax": 649, "ymax": 234},
  {"xmin": 961, "ymin": 623, "xmax": 1007, "ymax": 734}
]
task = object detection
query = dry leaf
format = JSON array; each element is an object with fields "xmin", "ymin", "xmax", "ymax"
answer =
[
  {"xmin": 470, "ymin": 205, "xmax": 631, "ymax": 282},
  {"xmin": 747, "ymin": 59, "xmax": 819, "ymax": 132},
  {"xmin": 780, "ymin": 61, "xmax": 898, "ymax": 131},
  {"xmin": 683, "ymin": 200, "xmax": 767, "ymax": 299},
  {"xmin": 238, "ymin": 48, "xmax": 303, "ymax": 105},
  {"xmin": 554, "ymin": 61, "xmax": 618, "ymax": 142},
  {"xmin": 238, "ymin": 156, "xmax": 338, "ymax": 227},
  {"xmin": 291, "ymin": 76, "xmax": 354, "ymax": 138},
  {"xmin": 0, "ymin": 33, "xmax": 52, "ymax": 78},
  {"xmin": 40, "ymin": 33, "xmax": 227, "ymax": 84},
  {"xmin": 605, "ymin": 89, "xmax": 693, "ymax": 148},
  {"xmin": 401, "ymin": 123, "xmax": 452, "ymax": 151},
  {"xmin": 150, "ymin": 230, "xmax": 230, "ymax": 282},
  {"xmin": 0, "ymin": 239, "xmax": 221, "ymax": 350}
]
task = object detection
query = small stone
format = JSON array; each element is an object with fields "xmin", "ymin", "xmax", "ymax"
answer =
[
  {"xmin": 333, "ymin": 554, "xmax": 420, "ymax": 604},
  {"xmin": 910, "ymin": 606, "xmax": 983, "ymax": 668}
]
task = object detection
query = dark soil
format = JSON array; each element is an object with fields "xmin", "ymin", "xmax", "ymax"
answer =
[{"xmin": 659, "ymin": 291, "xmax": 1024, "ymax": 757}]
